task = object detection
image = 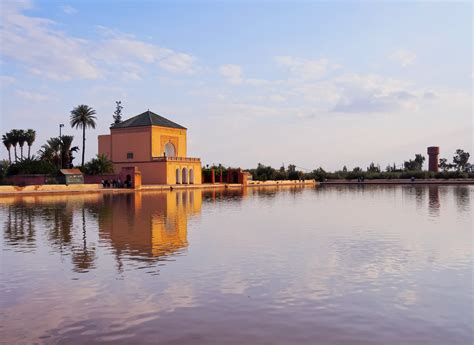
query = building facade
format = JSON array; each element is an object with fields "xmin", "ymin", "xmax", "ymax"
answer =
[{"xmin": 98, "ymin": 110, "xmax": 202, "ymax": 185}]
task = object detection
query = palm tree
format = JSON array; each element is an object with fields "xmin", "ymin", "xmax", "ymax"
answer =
[
  {"xmin": 60, "ymin": 135, "xmax": 79, "ymax": 168},
  {"xmin": 38, "ymin": 137, "xmax": 62, "ymax": 168},
  {"xmin": 39, "ymin": 136, "xmax": 78, "ymax": 169},
  {"xmin": 9, "ymin": 130, "xmax": 20, "ymax": 162},
  {"xmin": 2, "ymin": 133, "xmax": 12, "ymax": 163},
  {"xmin": 70, "ymin": 105, "xmax": 97, "ymax": 166},
  {"xmin": 17, "ymin": 129, "xmax": 27, "ymax": 160},
  {"xmin": 25, "ymin": 129, "xmax": 36, "ymax": 159}
]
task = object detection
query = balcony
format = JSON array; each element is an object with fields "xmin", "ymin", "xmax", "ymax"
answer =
[{"xmin": 152, "ymin": 156, "xmax": 201, "ymax": 163}]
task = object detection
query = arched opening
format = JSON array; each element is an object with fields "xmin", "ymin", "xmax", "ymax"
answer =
[
  {"xmin": 189, "ymin": 168, "xmax": 194, "ymax": 184},
  {"xmin": 175, "ymin": 168, "xmax": 180, "ymax": 184},
  {"xmin": 164, "ymin": 142, "xmax": 176, "ymax": 157},
  {"xmin": 182, "ymin": 167, "xmax": 188, "ymax": 184}
]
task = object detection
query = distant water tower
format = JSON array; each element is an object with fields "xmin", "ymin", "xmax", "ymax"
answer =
[{"xmin": 427, "ymin": 146, "xmax": 440, "ymax": 172}]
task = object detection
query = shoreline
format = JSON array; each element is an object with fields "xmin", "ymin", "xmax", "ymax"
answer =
[
  {"xmin": 0, "ymin": 180, "xmax": 317, "ymax": 196},
  {"xmin": 0, "ymin": 178, "xmax": 472, "ymax": 196},
  {"xmin": 319, "ymin": 178, "xmax": 474, "ymax": 185}
]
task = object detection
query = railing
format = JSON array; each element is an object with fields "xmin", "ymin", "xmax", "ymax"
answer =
[{"xmin": 152, "ymin": 156, "xmax": 201, "ymax": 162}]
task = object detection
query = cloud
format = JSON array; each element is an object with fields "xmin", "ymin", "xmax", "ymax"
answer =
[
  {"xmin": 331, "ymin": 73, "xmax": 419, "ymax": 113},
  {"xmin": 390, "ymin": 49, "xmax": 417, "ymax": 67},
  {"xmin": 61, "ymin": 5, "xmax": 77, "ymax": 14},
  {"xmin": 1, "ymin": 2, "xmax": 101, "ymax": 80},
  {"xmin": 219, "ymin": 64, "xmax": 243, "ymax": 84},
  {"xmin": 16, "ymin": 90, "xmax": 50, "ymax": 101},
  {"xmin": 275, "ymin": 56, "xmax": 339, "ymax": 79},
  {"xmin": 0, "ymin": 75, "xmax": 16, "ymax": 86},
  {"xmin": 0, "ymin": 5, "xmax": 197, "ymax": 81}
]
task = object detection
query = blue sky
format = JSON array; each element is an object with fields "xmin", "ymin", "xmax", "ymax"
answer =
[{"xmin": 1, "ymin": 0, "xmax": 472, "ymax": 170}]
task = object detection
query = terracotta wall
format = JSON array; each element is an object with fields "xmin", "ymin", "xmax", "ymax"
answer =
[
  {"xmin": 98, "ymin": 135, "xmax": 111, "ymax": 159},
  {"xmin": 109, "ymin": 127, "xmax": 152, "ymax": 163}
]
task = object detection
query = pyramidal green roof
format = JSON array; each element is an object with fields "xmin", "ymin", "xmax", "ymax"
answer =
[{"xmin": 112, "ymin": 110, "xmax": 186, "ymax": 130}]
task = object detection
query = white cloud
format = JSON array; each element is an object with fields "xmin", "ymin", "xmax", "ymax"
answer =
[
  {"xmin": 1, "ymin": 2, "xmax": 101, "ymax": 80},
  {"xmin": 275, "ymin": 56, "xmax": 338, "ymax": 79},
  {"xmin": 0, "ymin": 75, "xmax": 16, "ymax": 86},
  {"xmin": 16, "ymin": 90, "xmax": 50, "ymax": 101},
  {"xmin": 219, "ymin": 64, "xmax": 243, "ymax": 84},
  {"xmin": 0, "ymin": 5, "xmax": 197, "ymax": 81},
  {"xmin": 390, "ymin": 49, "xmax": 417, "ymax": 67},
  {"xmin": 331, "ymin": 73, "xmax": 419, "ymax": 113},
  {"xmin": 61, "ymin": 5, "xmax": 77, "ymax": 15}
]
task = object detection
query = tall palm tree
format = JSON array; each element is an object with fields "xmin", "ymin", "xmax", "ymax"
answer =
[
  {"xmin": 70, "ymin": 105, "xmax": 97, "ymax": 166},
  {"xmin": 25, "ymin": 129, "xmax": 36, "ymax": 159},
  {"xmin": 9, "ymin": 130, "xmax": 20, "ymax": 162},
  {"xmin": 2, "ymin": 133, "xmax": 12, "ymax": 163},
  {"xmin": 17, "ymin": 129, "xmax": 27, "ymax": 160}
]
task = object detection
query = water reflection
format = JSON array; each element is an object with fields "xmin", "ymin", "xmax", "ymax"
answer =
[
  {"xmin": 96, "ymin": 191, "xmax": 201, "ymax": 272},
  {"xmin": 1, "ymin": 186, "xmax": 472, "ymax": 345},
  {"xmin": 2, "ymin": 190, "xmax": 203, "ymax": 273}
]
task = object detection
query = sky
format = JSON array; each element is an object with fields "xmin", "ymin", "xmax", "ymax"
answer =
[{"xmin": 0, "ymin": 0, "xmax": 472, "ymax": 171}]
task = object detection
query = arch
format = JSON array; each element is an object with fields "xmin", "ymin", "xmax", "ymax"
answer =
[
  {"xmin": 175, "ymin": 168, "xmax": 181, "ymax": 184},
  {"xmin": 164, "ymin": 142, "xmax": 176, "ymax": 157},
  {"xmin": 189, "ymin": 168, "xmax": 194, "ymax": 184},
  {"xmin": 182, "ymin": 167, "xmax": 188, "ymax": 184}
]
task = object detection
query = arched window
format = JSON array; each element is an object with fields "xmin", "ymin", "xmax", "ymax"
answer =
[
  {"xmin": 182, "ymin": 167, "xmax": 188, "ymax": 184},
  {"xmin": 164, "ymin": 142, "xmax": 176, "ymax": 157},
  {"xmin": 189, "ymin": 169, "xmax": 194, "ymax": 184},
  {"xmin": 176, "ymin": 168, "xmax": 181, "ymax": 184}
]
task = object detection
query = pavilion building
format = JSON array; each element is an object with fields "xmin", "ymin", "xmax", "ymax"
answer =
[{"xmin": 98, "ymin": 110, "xmax": 202, "ymax": 185}]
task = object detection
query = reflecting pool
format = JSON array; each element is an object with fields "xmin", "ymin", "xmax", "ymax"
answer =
[{"xmin": 1, "ymin": 185, "xmax": 472, "ymax": 344}]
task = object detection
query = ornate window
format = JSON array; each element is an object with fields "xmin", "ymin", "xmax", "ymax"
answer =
[{"xmin": 164, "ymin": 142, "xmax": 176, "ymax": 157}]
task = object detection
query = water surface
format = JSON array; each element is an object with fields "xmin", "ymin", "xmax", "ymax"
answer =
[{"xmin": 1, "ymin": 185, "xmax": 472, "ymax": 344}]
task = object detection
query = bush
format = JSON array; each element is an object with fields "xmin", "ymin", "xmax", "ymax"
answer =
[
  {"xmin": 7, "ymin": 158, "xmax": 57, "ymax": 176},
  {"xmin": 83, "ymin": 154, "xmax": 114, "ymax": 175}
]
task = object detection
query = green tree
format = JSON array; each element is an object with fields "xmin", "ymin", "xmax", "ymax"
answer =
[
  {"xmin": 70, "ymin": 105, "xmax": 97, "ymax": 166},
  {"xmin": 404, "ymin": 154, "xmax": 425, "ymax": 171},
  {"xmin": 39, "ymin": 135, "xmax": 78, "ymax": 169},
  {"xmin": 452, "ymin": 149, "xmax": 470, "ymax": 172},
  {"xmin": 17, "ymin": 129, "xmax": 27, "ymax": 160},
  {"xmin": 2, "ymin": 133, "xmax": 12, "ymax": 163},
  {"xmin": 367, "ymin": 162, "xmax": 380, "ymax": 173},
  {"xmin": 112, "ymin": 100, "xmax": 123, "ymax": 126},
  {"xmin": 9, "ymin": 129, "xmax": 20, "ymax": 162},
  {"xmin": 83, "ymin": 154, "xmax": 114, "ymax": 175},
  {"xmin": 25, "ymin": 129, "xmax": 36, "ymax": 159}
]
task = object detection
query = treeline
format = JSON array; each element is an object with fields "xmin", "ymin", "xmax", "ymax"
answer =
[
  {"xmin": 1, "ymin": 104, "xmax": 115, "ymax": 182},
  {"xmin": 246, "ymin": 149, "xmax": 473, "ymax": 182}
]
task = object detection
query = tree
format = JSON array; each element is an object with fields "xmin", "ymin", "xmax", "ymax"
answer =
[
  {"xmin": 39, "ymin": 136, "xmax": 78, "ymax": 169},
  {"xmin": 452, "ymin": 149, "xmax": 470, "ymax": 172},
  {"xmin": 25, "ymin": 129, "xmax": 36, "ymax": 159},
  {"xmin": 404, "ymin": 154, "xmax": 425, "ymax": 171},
  {"xmin": 9, "ymin": 129, "xmax": 20, "ymax": 162},
  {"xmin": 70, "ymin": 105, "xmax": 97, "ymax": 166},
  {"xmin": 2, "ymin": 133, "xmax": 12, "ymax": 163},
  {"xmin": 112, "ymin": 101, "xmax": 123, "ymax": 126},
  {"xmin": 60, "ymin": 135, "xmax": 79, "ymax": 168},
  {"xmin": 367, "ymin": 162, "xmax": 380, "ymax": 173},
  {"xmin": 83, "ymin": 154, "xmax": 114, "ymax": 175},
  {"xmin": 17, "ymin": 129, "xmax": 27, "ymax": 160}
]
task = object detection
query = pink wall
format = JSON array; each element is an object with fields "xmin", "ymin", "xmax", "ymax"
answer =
[{"xmin": 6, "ymin": 175, "xmax": 48, "ymax": 186}]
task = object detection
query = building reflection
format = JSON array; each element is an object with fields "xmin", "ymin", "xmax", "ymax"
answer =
[
  {"xmin": 1, "ymin": 190, "xmax": 202, "ymax": 273},
  {"xmin": 96, "ymin": 190, "xmax": 202, "ymax": 266},
  {"xmin": 427, "ymin": 185, "xmax": 440, "ymax": 217}
]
